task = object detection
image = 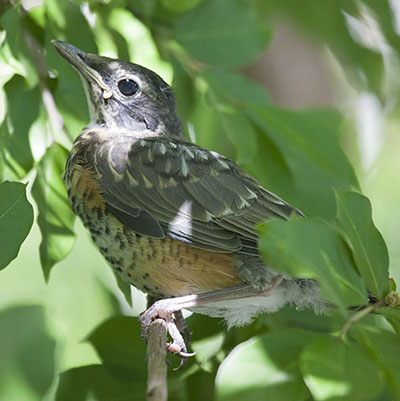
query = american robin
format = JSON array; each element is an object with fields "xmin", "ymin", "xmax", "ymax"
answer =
[{"xmin": 52, "ymin": 40, "xmax": 327, "ymax": 359}]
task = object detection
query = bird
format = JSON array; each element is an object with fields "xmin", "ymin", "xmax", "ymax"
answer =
[{"xmin": 52, "ymin": 40, "xmax": 327, "ymax": 360}]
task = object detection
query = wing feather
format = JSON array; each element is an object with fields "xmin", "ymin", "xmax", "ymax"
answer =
[{"xmin": 92, "ymin": 136, "xmax": 301, "ymax": 254}]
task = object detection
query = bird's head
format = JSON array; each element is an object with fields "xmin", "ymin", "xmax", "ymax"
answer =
[{"xmin": 52, "ymin": 40, "xmax": 183, "ymax": 138}]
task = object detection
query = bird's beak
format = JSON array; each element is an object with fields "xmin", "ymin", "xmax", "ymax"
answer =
[{"xmin": 51, "ymin": 40, "xmax": 113, "ymax": 99}]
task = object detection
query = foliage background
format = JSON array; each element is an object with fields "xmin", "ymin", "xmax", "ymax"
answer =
[{"xmin": 1, "ymin": 0, "xmax": 400, "ymax": 400}]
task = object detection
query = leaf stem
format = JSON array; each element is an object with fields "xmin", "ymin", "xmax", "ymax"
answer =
[{"xmin": 339, "ymin": 299, "xmax": 386, "ymax": 341}]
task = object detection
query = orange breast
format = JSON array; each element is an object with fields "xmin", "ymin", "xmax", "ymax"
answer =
[
  {"xmin": 127, "ymin": 237, "xmax": 242, "ymax": 297},
  {"xmin": 73, "ymin": 166, "xmax": 106, "ymax": 210}
]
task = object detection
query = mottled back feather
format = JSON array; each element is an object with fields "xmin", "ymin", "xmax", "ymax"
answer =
[{"xmin": 80, "ymin": 133, "xmax": 303, "ymax": 255}]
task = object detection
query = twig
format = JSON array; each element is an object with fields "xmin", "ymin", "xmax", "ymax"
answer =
[
  {"xmin": 339, "ymin": 299, "xmax": 386, "ymax": 340},
  {"xmin": 146, "ymin": 319, "xmax": 169, "ymax": 401}
]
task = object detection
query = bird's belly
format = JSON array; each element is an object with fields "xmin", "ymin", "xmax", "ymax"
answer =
[{"xmin": 87, "ymin": 211, "xmax": 243, "ymax": 298}]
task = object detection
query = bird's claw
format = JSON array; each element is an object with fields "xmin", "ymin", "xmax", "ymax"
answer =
[
  {"xmin": 139, "ymin": 300, "xmax": 195, "ymax": 367},
  {"xmin": 167, "ymin": 343, "xmax": 196, "ymax": 370}
]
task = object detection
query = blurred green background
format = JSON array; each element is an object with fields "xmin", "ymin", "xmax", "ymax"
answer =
[{"xmin": 1, "ymin": 0, "xmax": 400, "ymax": 400}]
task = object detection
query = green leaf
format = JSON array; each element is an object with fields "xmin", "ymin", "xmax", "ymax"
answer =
[
  {"xmin": 0, "ymin": 75, "xmax": 38, "ymax": 179},
  {"xmin": 185, "ymin": 369, "xmax": 216, "ymax": 401},
  {"xmin": 375, "ymin": 308, "xmax": 400, "ymax": 335},
  {"xmin": 188, "ymin": 89, "xmax": 237, "ymax": 161},
  {"xmin": 356, "ymin": 326, "xmax": 400, "ymax": 401},
  {"xmin": 205, "ymin": 87, "xmax": 258, "ymax": 164},
  {"xmin": 258, "ymin": 217, "xmax": 367, "ymax": 309},
  {"xmin": 242, "ymin": 127, "xmax": 294, "ymax": 204},
  {"xmin": 192, "ymin": 332, "xmax": 224, "ymax": 365},
  {"xmin": 0, "ymin": 305, "xmax": 56, "ymax": 400},
  {"xmin": 161, "ymin": 0, "xmax": 203, "ymax": 13},
  {"xmin": 55, "ymin": 364, "xmax": 144, "ymax": 401},
  {"xmin": 216, "ymin": 328, "xmax": 322, "ymax": 401},
  {"xmin": 0, "ymin": 181, "xmax": 33, "ymax": 270},
  {"xmin": 174, "ymin": 0, "xmax": 272, "ymax": 67},
  {"xmin": 335, "ymin": 190, "xmax": 389, "ymax": 297},
  {"xmin": 0, "ymin": 7, "xmax": 39, "ymax": 86},
  {"xmin": 56, "ymin": 317, "xmax": 148, "ymax": 400},
  {"xmin": 113, "ymin": 270, "xmax": 133, "ymax": 307},
  {"xmin": 44, "ymin": 0, "xmax": 96, "ymax": 138},
  {"xmin": 87, "ymin": 316, "xmax": 147, "ymax": 380},
  {"xmin": 107, "ymin": 8, "xmax": 173, "ymax": 82},
  {"xmin": 186, "ymin": 313, "xmax": 225, "ymax": 340},
  {"xmin": 300, "ymin": 337, "xmax": 385, "ymax": 401},
  {"xmin": 248, "ymin": 106, "xmax": 359, "ymax": 218},
  {"xmin": 202, "ymin": 69, "xmax": 270, "ymax": 107},
  {"xmin": 200, "ymin": 69, "xmax": 270, "ymax": 164},
  {"xmin": 31, "ymin": 144, "xmax": 76, "ymax": 280},
  {"xmin": 171, "ymin": 60, "xmax": 197, "ymax": 125}
]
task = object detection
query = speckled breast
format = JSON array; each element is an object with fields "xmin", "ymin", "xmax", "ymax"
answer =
[{"xmin": 64, "ymin": 132, "xmax": 242, "ymax": 299}]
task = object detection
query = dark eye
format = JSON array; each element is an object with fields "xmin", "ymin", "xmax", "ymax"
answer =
[{"xmin": 118, "ymin": 79, "xmax": 139, "ymax": 96}]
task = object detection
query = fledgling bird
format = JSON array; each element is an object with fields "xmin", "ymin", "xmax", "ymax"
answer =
[{"xmin": 52, "ymin": 40, "xmax": 327, "ymax": 359}]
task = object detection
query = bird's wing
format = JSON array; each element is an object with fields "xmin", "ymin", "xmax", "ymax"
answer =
[{"xmin": 93, "ymin": 137, "xmax": 301, "ymax": 254}]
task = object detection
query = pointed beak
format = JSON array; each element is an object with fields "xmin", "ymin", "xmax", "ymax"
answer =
[{"xmin": 51, "ymin": 40, "xmax": 112, "ymax": 98}]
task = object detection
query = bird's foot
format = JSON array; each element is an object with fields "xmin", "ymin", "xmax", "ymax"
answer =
[
  {"xmin": 139, "ymin": 278, "xmax": 283, "ymax": 368},
  {"xmin": 139, "ymin": 298, "xmax": 196, "ymax": 368}
]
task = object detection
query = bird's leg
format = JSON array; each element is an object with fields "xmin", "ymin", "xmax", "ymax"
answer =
[
  {"xmin": 174, "ymin": 310, "xmax": 191, "ymax": 348},
  {"xmin": 171, "ymin": 310, "xmax": 192, "ymax": 370},
  {"xmin": 139, "ymin": 276, "xmax": 283, "ymax": 360}
]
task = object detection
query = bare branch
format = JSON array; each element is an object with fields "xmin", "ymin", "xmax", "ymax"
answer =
[{"xmin": 146, "ymin": 319, "xmax": 168, "ymax": 401}]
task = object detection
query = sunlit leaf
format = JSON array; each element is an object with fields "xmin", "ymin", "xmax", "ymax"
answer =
[
  {"xmin": 0, "ymin": 75, "xmax": 38, "ymax": 179},
  {"xmin": 44, "ymin": 0, "xmax": 96, "ymax": 138},
  {"xmin": 0, "ymin": 181, "xmax": 33, "ymax": 270},
  {"xmin": 335, "ymin": 190, "xmax": 389, "ymax": 297},
  {"xmin": 0, "ymin": 7, "xmax": 38, "ymax": 86},
  {"xmin": 107, "ymin": 8, "xmax": 172, "ymax": 83},
  {"xmin": 300, "ymin": 336, "xmax": 385, "ymax": 401},
  {"xmin": 258, "ymin": 216, "xmax": 368, "ymax": 309},
  {"xmin": 31, "ymin": 144, "xmax": 76, "ymax": 280},
  {"xmin": 216, "ymin": 329, "xmax": 322, "ymax": 401}
]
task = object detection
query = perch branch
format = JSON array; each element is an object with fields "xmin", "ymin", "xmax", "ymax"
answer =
[{"xmin": 146, "ymin": 319, "xmax": 168, "ymax": 401}]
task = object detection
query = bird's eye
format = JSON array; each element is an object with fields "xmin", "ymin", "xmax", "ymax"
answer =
[{"xmin": 118, "ymin": 79, "xmax": 139, "ymax": 96}]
